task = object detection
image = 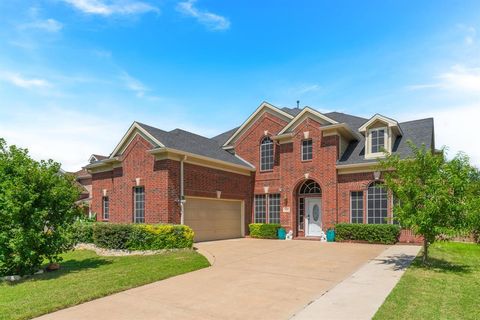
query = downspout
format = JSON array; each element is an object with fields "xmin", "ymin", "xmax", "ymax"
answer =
[{"xmin": 180, "ymin": 155, "xmax": 187, "ymax": 225}]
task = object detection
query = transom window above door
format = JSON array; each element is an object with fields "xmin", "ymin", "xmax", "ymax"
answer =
[
  {"xmin": 260, "ymin": 136, "xmax": 274, "ymax": 171},
  {"xmin": 299, "ymin": 180, "xmax": 321, "ymax": 195}
]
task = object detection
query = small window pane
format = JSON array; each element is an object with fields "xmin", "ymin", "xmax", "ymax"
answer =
[
  {"xmin": 260, "ymin": 137, "xmax": 274, "ymax": 171},
  {"xmin": 254, "ymin": 195, "xmax": 267, "ymax": 223},
  {"xmin": 102, "ymin": 197, "xmax": 109, "ymax": 220},
  {"xmin": 134, "ymin": 187, "xmax": 145, "ymax": 223},
  {"xmin": 350, "ymin": 191, "xmax": 363, "ymax": 223},
  {"xmin": 371, "ymin": 129, "xmax": 385, "ymax": 153},
  {"xmin": 298, "ymin": 198, "xmax": 305, "ymax": 230},
  {"xmin": 268, "ymin": 194, "xmax": 281, "ymax": 224},
  {"xmin": 302, "ymin": 139, "xmax": 313, "ymax": 161}
]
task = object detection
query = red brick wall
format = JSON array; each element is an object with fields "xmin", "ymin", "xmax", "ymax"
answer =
[
  {"xmin": 234, "ymin": 114, "xmax": 340, "ymax": 235},
  {"xmin": 91, "ymin": 134, "xmax": 253, "ymax": 225},
  {"xmin": 337, "ymin": 172, "xmax": 393, "ymax": 224}
]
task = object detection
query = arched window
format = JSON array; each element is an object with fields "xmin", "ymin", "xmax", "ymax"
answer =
[
  {"xmin": 260, "ymin": 137, "xmax": 274, "ymax": 171},
  {"xmin": 299, "ymin": 180, "xmax": 322, "ymax": 195},
  {"xmin": 367, "ymin": 182, "xmax": 388, "ymax": 224}
]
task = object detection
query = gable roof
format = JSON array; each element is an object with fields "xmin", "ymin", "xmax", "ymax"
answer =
[
  {"xmin": 338, "ymin": 118, "xmax": 434, "ymax": 165},
  {"xmin": 222, "ymin": 101, "xmax": 294, "ymax": 147},
  {"xmin": 136, "ymin": 123, "xmax": 253, "ymax": 168},
  {"xmin": 278, "ymin": 107, "xmax": 339, "ymax": 135}
]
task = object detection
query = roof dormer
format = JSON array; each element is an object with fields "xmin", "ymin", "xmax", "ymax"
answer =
[{"xmin": 359, "ymin": 114, "xmax": 403, "ymax": 159}]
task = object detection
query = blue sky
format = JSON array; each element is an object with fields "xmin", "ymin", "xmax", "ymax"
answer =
[{"xmin": 0, "ymin": 0, "xmax": 479, "ymax": 170}]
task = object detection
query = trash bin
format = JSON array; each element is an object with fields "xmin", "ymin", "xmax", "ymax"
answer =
[
  {"xmin": 278, "ymin": 228, "xmax": 286, "ymax": 240},
  {"xmin": 326, "ymin": 229, "xmax": 335, "ymax": 242}
]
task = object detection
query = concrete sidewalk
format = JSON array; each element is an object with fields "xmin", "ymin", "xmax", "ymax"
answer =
[{"xmin": 291, "ymin": 245, "xmax": 421, "ymax": 320}]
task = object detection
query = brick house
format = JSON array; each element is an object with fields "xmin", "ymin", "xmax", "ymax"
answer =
[{"xmin": 86, "ymin": 102, "xmax": 434, "ymax": 242}]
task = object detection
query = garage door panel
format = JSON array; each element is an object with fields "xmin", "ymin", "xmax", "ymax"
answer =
[{"xmin": 185, "ymin": 198, "xmax": 242, "ymax": 242}]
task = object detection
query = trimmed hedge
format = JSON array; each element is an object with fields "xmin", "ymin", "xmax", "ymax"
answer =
[
  {"xmin": 70, "ymin": 220, "xmax": 94, "ymax": 244},
  {"xmin": 335, "ymin": 223, "xmax": 401, "ymax": 244},
  {"xmin": 249, "ymin": 223, "xmax": 281, "ymax": 239},
  {"xmin": 92, "ymin": 223, "xmax": 194, "ymax": 250}
]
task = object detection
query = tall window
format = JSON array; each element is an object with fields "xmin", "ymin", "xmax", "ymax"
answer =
[
  {"xmin": 301, "ymin": 139, "xmax": 313, "ymax": 161},
  {"xmin": 254, "ymin": 194, "xmax": 281, "ymax": 223},
  {"xmin": 370, "ymin": 128, "xmax": 385, "ymax": 153},
  {"xmin": 102, "ymin": 196, "xmax": 109, "ymax": 221},
  {"xmin": 350, "ymin": 191, "xmax": 363, "ymax": 223},
  {"xmin": 134, "ymin": 186, "xmax": 145, "ymax": 223},
  {"xmin": 260, "ymin": 137, "xmax": 274, "ymax": 171},
  {"xmin": 268, "ymin": 194, "xmax": 281, "ymax": 224},
  {"xmin": 367, "ymin": 182, "xmax": 388, "ymax": 224}
]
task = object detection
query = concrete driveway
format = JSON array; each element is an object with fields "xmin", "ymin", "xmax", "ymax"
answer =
[{"xmin": 37, "ymin": 239, "xmax": 387, "ymax": 320}]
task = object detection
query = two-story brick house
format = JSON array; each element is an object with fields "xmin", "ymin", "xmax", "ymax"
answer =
[{"xmin": 86, "ymin": 102, "xmax": 434, "ymax": 242}]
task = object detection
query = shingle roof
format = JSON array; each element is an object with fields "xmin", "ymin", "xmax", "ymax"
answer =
[
  {"xmin": 136, "ymin": 123, "xmax": 253, "ymax": 168},
  {"xmin": 211, "ymin": 127, "xmax": 239, "ymax": 145},
  {"xmin": 92, "ymin": 154, "xmax": 108, "ymax": 161},
  {"xmin": 132, "ymin": 106, "xmax": 433, "ymax": 168},
  {"xmin": 337, "ymin": 118, "xmax": 434, "ymax": 165}
]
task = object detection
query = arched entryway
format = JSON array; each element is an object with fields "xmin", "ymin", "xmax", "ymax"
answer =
[{"xmin": 297, "ymin": 179, "xmax": 323, "ymax": 236}]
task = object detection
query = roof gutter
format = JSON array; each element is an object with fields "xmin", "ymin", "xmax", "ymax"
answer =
[
  {"xmin": 84, "ymin": 157, "xmax": 121, "ymax": 169},
  {"xmin": 148, "ymin": 147, "xmax": 256, "ymax": 172}
]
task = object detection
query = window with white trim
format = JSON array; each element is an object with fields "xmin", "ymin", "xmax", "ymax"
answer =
[
  {"xmin": 133, "ymin": 186, "xmax": 145, "ymax": 223},
  {"xmin": 350, "ymin": 191, "xmax": 363, "ymax": 223},
  {"xmin": 260, "ymin": 137, "xmax": 274, "ymax": 171},
  {"xmin": 268, "ymin": 194, "xmax": 281, "ymax": 224},
  {"xmin": 102, "ymin": 196, "xmax": 109, "ymax": 221},
  {"xmin": 370, "ymin": 128, "xmax": 386, "ymax": 153},
  {"xmin": 254, "ymin": 194, "xmax": 281, "ymax": 224},
  {"xmin": 301, "ymin": 139, "xmax": 313, "ymax": 161},
  {"xmin": 367, "ymin": 182, "xmax": 388, "ymax": 224}
]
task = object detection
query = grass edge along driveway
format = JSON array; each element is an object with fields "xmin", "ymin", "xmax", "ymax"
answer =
[
  {"xmin": 374, "ymin": 242, "xmax": 480, "ymax": 320},
  {"xmin": 0, "ymin": 249, "xmax": 210, "ymax": 320}
]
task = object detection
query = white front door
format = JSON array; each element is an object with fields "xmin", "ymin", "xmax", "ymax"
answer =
[{"xmin": 306, "ymin": 198, "xmax": 322, "ymax": 236}]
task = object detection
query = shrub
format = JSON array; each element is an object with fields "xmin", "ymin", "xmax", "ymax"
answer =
[
  {"xmin": 93, "ymin": 224, "xmax": 132, "ymax": 250},
  {"xmin": 335, "ymin": 223, "xmax": 401, "ymax": 244},
  {"xmin": 0, "ymin": 139, "xmax": 82, "ymax": 276},
  {"xmin": 70, "ymin": 220, "xmax": 95, "ymax": 244},
  {"xmin": 92, "ymin": 223, "xmax": 194, "ymax": 250},
  {"xmin": 249, "ymin": 223, "xmax": 281, "ymax": 239}
]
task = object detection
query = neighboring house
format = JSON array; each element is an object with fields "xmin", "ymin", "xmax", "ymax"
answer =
[
  {"xmin": 86, "ymin": 102, "xmax": 434, "ymax": 242},
  {"xmin": 72, "ymin": 154, "xmax": 107, "ymax": 217}
]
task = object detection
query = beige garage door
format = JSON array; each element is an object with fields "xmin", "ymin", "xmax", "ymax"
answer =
[{"xmin": 184, "ymin": 197, "xmax": 243, "ymax": 242}]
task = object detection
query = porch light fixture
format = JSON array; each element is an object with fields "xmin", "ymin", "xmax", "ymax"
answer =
[
  {"xmin": 374, "ymin": 171, "xmax": 381, "ymax": 180},
  {"xmin": 264, "ymin": 186, "xmax": 269, "ymax": 194},
  {"xmin": 216, "ymin": 190, "xmax": 222, "ymax": 199}
]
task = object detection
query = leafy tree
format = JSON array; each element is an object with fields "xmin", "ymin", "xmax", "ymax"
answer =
[
  {"xmin": 0, "ymin": 139, "xmax": 82, "ymax": 276},
  {"xmin": 379, "ymin": 142, "xmax": 478, "ymax": 263}
]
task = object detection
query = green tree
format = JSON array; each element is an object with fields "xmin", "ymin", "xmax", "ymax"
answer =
[
  {"xmin": 379, "ymin": 142, "xmax": 478, "ymax": 263},
  {"xmin": 0, "ymin": 139, "xmax": 82, "ymax": 276}
]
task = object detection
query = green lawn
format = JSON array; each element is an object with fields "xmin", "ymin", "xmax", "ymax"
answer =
[
  {"xmin": 0, "ymin": 249, "xmax": 210, "ymax": 320},
  {"xmin": 374, "ymin": 242, "xmax": 480, "ymax": 320}
]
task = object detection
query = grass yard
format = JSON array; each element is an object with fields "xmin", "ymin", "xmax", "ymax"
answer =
[
  {"xmin": 374, "ymin": 242, "xmax": 480, "ymax": 320},
  {"xmin": 0, "ymin": 249, "xmax": 210, "ymax": 320}
]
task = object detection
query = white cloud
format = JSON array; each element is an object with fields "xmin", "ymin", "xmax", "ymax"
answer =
[
  {"xmin": 63, "ymin": 0, "xmax": 159, "ymax": 16},
  {"xmin": 20, "ymin": 18, "xmax": 63, "ymax": 32},
  {"xmin": 177, "ymin": 0, "xmax": 230, "ymax": 31},
  {"xmin": 119, "ymin": 71, "xmax": 148, "ymax": 97},
  {"xmin": 296, "ymin": 84, "xmax": 321, "ymax": 95},
  {"xmin": 407, "ymin": 65, "xmax": 480, "ymax": 93},
  {"xmin": 0, "ymin": 72, "xmax": 51, "ymax": 89}
]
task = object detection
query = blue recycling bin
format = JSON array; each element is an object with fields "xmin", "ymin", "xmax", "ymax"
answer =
[
  {"xmin": 277, "ymin": 228, "xmax": 286, "ymax": 240},
  {"xmin": 327, "ymin": 229, "xmax": 335, "ymax": 242}
]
